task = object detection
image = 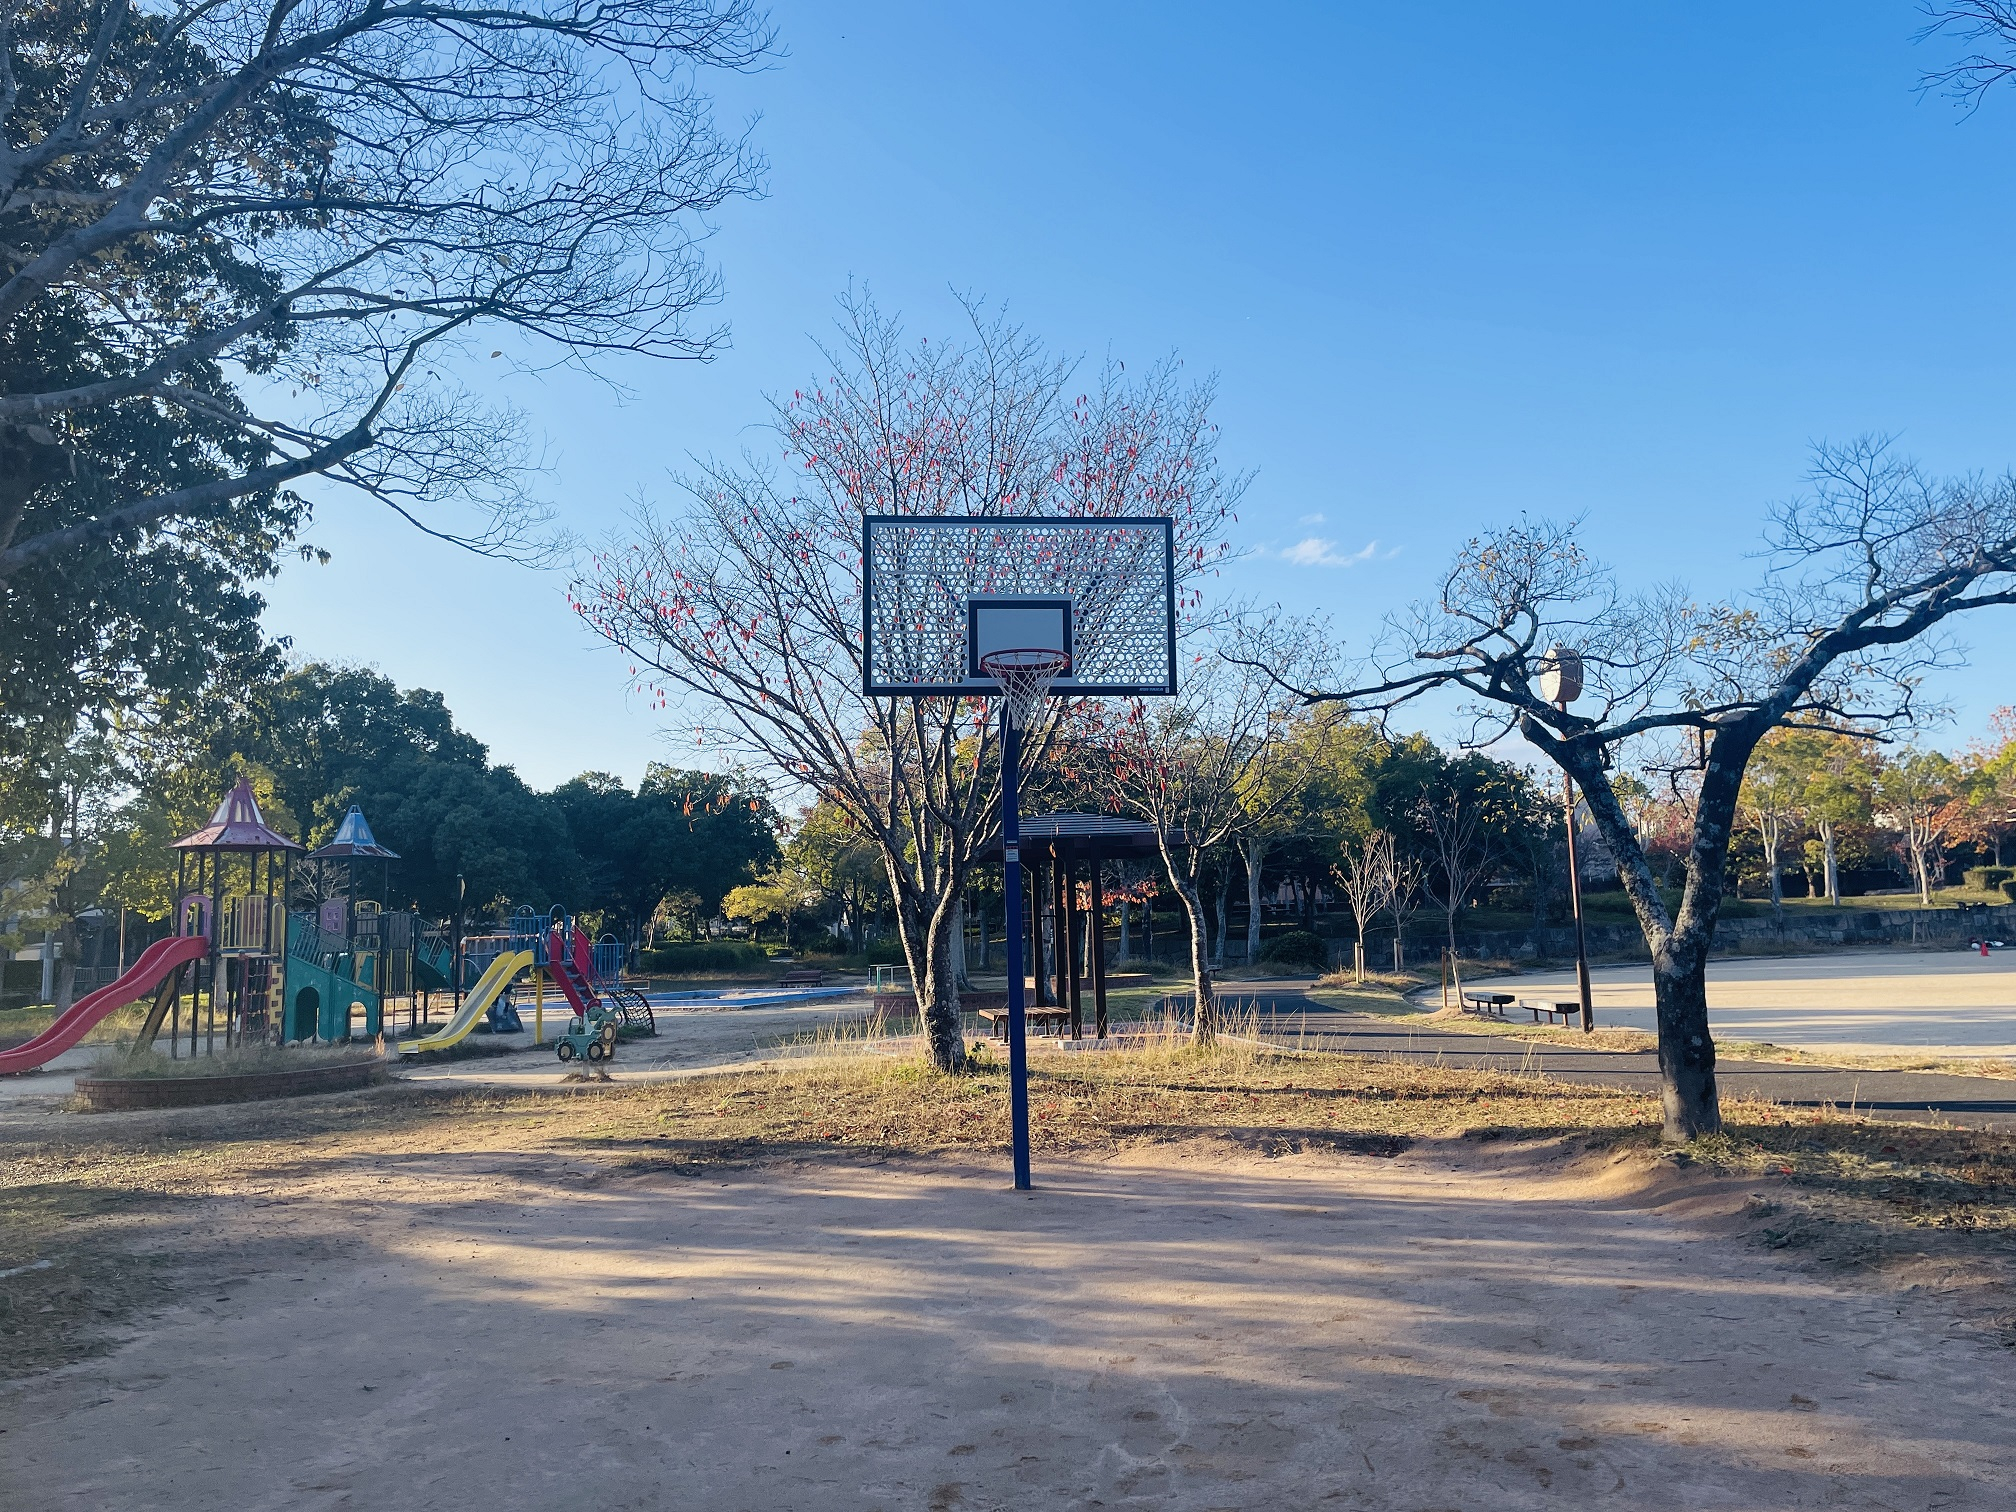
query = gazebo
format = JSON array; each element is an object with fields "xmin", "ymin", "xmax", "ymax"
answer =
[
  {"xmin": 981, "ymin": 813, "xmax": 1163, "ymax": 1039},
  {"xmin": 170, "ymin": 779, "xmax": 302, "ymax": 1053}
]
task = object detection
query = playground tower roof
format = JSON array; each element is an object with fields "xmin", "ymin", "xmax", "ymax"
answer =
[
  {"xmin": 172, "ymin": 779, "xmax": 303, "ymax": 852},
  {"xmin": 309, "ymin": 805, "xmax": 400, "ymax": 860}
]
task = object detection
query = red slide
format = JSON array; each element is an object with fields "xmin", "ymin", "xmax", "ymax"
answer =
[
  {"xmin": 0, "ymin": 934, "xmax": 210, "ymax": 1074},
  {"xmin": 544, "ymin": 929, "xmax": 599, "ymax": 1017}
]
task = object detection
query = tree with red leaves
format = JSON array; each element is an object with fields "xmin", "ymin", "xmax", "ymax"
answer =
[{"xmin": 573, "ymin": 294, "xmax": 1239, "ymax": 1071}]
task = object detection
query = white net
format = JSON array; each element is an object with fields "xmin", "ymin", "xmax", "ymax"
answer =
[{"xmin": 980, "ymin": 648, "xmax": 1072, "ymax": 730}]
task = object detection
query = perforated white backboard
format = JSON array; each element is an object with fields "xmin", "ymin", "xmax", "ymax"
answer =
[{"xmin": 861, "ymin": 515, "xmax": 1176, "ymax": 697}]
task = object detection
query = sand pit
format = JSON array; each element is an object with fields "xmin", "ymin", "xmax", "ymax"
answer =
[
  {"xmin": 4, "ymin": 1142, "xmax": 2010, "ymax": 1510},
  {"xmin": 1466, "ymin": 949, "xmax": 2016, "ymax": 1057}
]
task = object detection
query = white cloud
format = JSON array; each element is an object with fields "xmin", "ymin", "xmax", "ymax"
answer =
[
  {"xmin": 1284, "ymin": 536, "xmax": 1382, "ymax": 568},
  {"xmin": 1298, "ymin": 511, "xmax": 1327, "ymax": 525}
]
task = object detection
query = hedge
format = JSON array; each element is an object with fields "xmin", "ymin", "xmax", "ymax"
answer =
[
  {"xmin": 1256, "ymin": 929, "xmax": 1329, "ymax": 972},
  {"xmin": 638, "ymin": 942, "xmax": 770, "ymax": 974},
  {"xmin": 1963, "ymin": 866, "xmax": 2015, "ymax": 892}
]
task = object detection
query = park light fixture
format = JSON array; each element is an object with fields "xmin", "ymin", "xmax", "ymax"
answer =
[{"xmin": 1535, "ymin": 644, "xmax": 1595, "ymax": 1033}]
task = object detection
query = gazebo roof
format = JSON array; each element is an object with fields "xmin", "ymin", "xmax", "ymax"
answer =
[
  {"xmin": 308, "ymin": 805, "xmax": 400, "ymax": 860},
  {"xmin": 172, "ymin": 779, "xmax": 303, "ymax": 852},
  {"xmin": 979, "ymin": 811, "xmax": 1167, "ymax": 862}
]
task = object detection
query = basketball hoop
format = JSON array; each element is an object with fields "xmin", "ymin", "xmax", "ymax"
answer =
[{"xmin": 979, "ymin": 647, "xmax": 1071, "ymax": 730}]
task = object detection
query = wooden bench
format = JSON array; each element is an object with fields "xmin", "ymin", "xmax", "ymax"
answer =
[
  {"xmin": 779, "ymin": 968, "xmax": 825, "ymax": 987},
  {"xmin": 1521, "ymin": 1000, "xmax": 1582, "ymax": 1026},
  {"xmin": 976, "ymin": 1006, "xmax": 1071, "ymax": 1040},
  {"xmin": 1461, "ymin": 991, "xmax": 1516, "ymax": 1018}
]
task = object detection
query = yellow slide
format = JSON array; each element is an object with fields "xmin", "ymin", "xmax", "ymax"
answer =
[{"xmin": 398, "ymin": 950, "xmax": 535, "ymax": 1053}]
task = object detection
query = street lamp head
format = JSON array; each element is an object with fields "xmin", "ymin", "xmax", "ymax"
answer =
[{"xmin": 1535, "ymin": 644, "xmax": 1584, "ymax": 706}]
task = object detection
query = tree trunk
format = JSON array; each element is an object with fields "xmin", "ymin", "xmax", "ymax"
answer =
[
  {"xmin": 1554, "ymin": 731, "xmax": 1727, "ymax": 1140},
  {"xmin": 1764, "ymin": 817, "xmax": 1783, "ymax": 920},
  {"xmin": 1118, "ymin": 896, "xmax": 1131, "ymax": 964},
  {"xmin": 950, "ymin": 899, "xmax": 969, "ymax": 990},
  {"xmin": 1651, "ymin": 926, "xmax": 1721, "ymax": 1139},
  {"xmin": 1245, "ymin": 837, "xmax": 1265, "ymax": 964},
  {"xmin": 52, "ymin": 922, "xmax": 78, "ymax": 1015},
  {"xmin": 1174, "ymin": 880, "xmax": 1218, "ymax": 1044},
  {"xmin": 897, "ymin": 882, "xmax": 966, "ymax": 1074},
  {"xmin": 1822, "ymin": 821, "xmax": 1840, "ymax": 905},
  {"xmin": 1212, "ymin": 870, "xmax": 1231, "ymax": 967}
]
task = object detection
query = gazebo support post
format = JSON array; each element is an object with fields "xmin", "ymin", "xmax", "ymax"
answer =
[
  {"xmin": 1030, "ymin": 857, "xmax": 1048, "ymax": 1008},
  {"xmin": 1091, "ymin": 861, "xmax": 1109, "ymax": 1040},
  {"xmin": 1062, "ymin": 854, "xmax": 1082, "ymax": 1040}
]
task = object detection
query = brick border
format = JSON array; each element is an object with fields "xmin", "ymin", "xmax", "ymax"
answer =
[{"xmin": 75, "ymin": 1058, "xmax": 387, "ymax": 1111}]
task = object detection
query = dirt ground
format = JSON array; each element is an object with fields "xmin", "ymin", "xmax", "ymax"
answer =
[{"xmin": 4, "ymin": 1107, "xmax": 2013, "ymax": 1510}]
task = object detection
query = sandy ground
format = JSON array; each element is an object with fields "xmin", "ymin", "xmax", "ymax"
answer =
[
  {"xmin": 1466, "ymin": 949, "xmax": 2016, "ymax": 1056},
  {"xmin": 3, "ymin": 1140, "xmax": 2011, "ymax": 1510}
]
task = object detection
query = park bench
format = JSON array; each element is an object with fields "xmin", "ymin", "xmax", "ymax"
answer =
[
  {"xmin": 976, "ymin": 1006, "xmax": 1071, "ymax": 1040},
  {"xmin": 778, "ymin": 968, "xmax": 825, "ymax": 987},
  {"xmin": 1461, "ymin": 991, "xmax": 1515, "ymax": 1018},
  {"xmin": 1521, "ymin": 1000, "xmax": 1581, "ymax": 1026}
]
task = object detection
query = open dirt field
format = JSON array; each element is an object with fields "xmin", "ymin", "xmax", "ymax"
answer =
[
  {"xmin": 1466, "ymin": 949, "xmax": 2016, "ymax": 1057},
  {"xmin": 4, "ymin": 1085, "xmax": 2014, "ymax": 1510}
]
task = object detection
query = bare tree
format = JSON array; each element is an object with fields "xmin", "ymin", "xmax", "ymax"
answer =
[
  {"xmin": 1382, "ymin": 845, "xmax": 1425, "ymax": 974},
  {"xmin": 0, "ymin": 0, "xmax": 773, "ymax": 578},
  {"xmin": 576, "ymin": 297, "xmax": 1238, "ymax": 1070},
  {"xmin": 1417, "ymin": 783, "xmax": 1494, "ymax": 966},
  {"xmin": 1282, "ymin": 439, "xmax": 2016, "ymax": 1138},
  {"xmin": 1099, "ymin": 621, "xmax": 1315, "ymax": 1044},
  {"xmin": 1336, "ymin": 830, "xmax": 1394, "ymax": 984}
]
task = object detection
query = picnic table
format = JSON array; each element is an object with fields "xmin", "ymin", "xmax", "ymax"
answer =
[
  {"xmin": 1460, "ymin": 991, "xmax": 1516, "ymax": 1018},
  {"xmin": 976, "ymin": 1006, "xmax": 1071, "ymax": 1040}
]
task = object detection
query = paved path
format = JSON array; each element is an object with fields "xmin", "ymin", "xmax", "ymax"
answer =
[
  {"xmin": 1462, "ymin": 949, "xmax": 2016, "ymax": 1056},
  {"xmin": 1232, "ymin": 992, "xmax": 2016, "ymax": 1131}
]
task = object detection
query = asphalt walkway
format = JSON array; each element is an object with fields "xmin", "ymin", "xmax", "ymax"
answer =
[{"xmin": 1229, "ymin": 992, "xmax": 2016, "ymax": 1131}]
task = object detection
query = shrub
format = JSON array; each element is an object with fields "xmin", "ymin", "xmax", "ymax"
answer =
[
  {"xmin": 1963, "ymin": 866, "xmax": 2014, "ymax": 893},
  {"xmin": 2005, "ymin": 879, "xmax": 2016, "ymax": 904},
  {"xmin": 1255, "ymin": 929, "xmax": 1329, "ymax": 973},
  {"xmin": 639, "ymin": 942, "xmax": 770, "ymax": 974}
]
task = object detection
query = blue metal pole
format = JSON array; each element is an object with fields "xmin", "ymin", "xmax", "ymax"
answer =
[{"xmin": 1000, "ymin": 705, "xmax": 1033, "ymax": 1190}]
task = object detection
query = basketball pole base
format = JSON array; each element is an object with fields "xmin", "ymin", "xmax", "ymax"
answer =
[{"xmin": 1000, "ymin": 705, "xmax": 1033, "ymax": 1190}]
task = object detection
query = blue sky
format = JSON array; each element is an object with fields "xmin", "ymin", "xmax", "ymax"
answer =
[{"xmin": 259, "ymin": 2, "xmax": 2016, "ymax": 787}]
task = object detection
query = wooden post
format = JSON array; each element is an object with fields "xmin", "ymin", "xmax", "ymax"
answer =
[
  {"xmin": 1091, "ymin": 859, "xmax": 1109, "ymax": 1040},
  {"xmin": 1062, "ymin": 853, "xmax": 1082, "ymax": 1040},
  {"xmin": 1030, "ymin": 855, "xmax": 1048, "ymax": 1008}
]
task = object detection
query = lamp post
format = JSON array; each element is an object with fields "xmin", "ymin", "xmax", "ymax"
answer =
[{"xmin": 1537, "ymin": 645, "xmax": 1595, "ymax": 1034}]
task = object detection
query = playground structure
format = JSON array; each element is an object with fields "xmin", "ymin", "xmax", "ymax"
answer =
[
  {"xmin": 0, "ymin": 781, "xmax": 648, "ymax": 1075},
  {"xmin": 396, "ymin": 908, "xmax": 654, "ymax": 1058}
]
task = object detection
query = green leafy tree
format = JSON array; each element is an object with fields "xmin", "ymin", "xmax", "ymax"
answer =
[{"xmin": 551, "ymin": 765, "xmax": 780, "ymax": 941}]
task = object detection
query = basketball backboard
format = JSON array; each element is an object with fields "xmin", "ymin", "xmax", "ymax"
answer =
[{"xmin": 861, "ymin": 515, "xmax": 1176, "ymax": 697}]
